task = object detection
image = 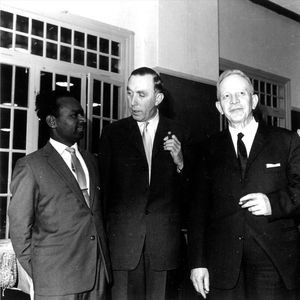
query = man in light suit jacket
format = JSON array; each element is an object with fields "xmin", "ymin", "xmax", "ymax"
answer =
[
  {"xmin": 99, "ymin": 67, "xmax": 191, "ymax": 300},
  {"xmin": 189, "ymin": 69, "xmax": 300, "ymax": 300},
  {"xmin": 8, "ymin": 90, "xmax": 112, "ymax": 300}
]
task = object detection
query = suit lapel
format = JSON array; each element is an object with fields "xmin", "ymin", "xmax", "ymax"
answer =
[
  {"xmin": 43, "ymin": 143, "xmax": 87, "ymax": 206},
  {"xmin": 128, "ymin": 117, "xmax": 146, "ymax": 157},
  {"xmin": 152, "ymin": 116, "xmax": 168, "ymax": 158}
]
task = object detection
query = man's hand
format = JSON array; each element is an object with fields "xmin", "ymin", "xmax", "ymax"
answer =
[
  {"xmin": 239, "ymin": 193, "xmax": 272, "ymax": 215},
  {"xmin": 190, "ymin": 268, "xmax": 209, "ymax": 299},
  {"xmin": 163, "ymin": 132, "xmax": 183, "ymax": 169}
]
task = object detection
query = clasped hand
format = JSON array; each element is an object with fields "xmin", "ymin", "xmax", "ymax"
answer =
[
  {"xmin": 239, "ymin": 193, "xmax": 272, "ymax": 216},
  {"xmin": 163, "ymin": 132, "xmax": 183, "ymax": 169}
]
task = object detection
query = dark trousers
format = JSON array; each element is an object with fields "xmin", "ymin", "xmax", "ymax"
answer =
[
  {"xmin": 209, "ymin": 230, "xmax": 297, "ymax": 300},
  {"xmin": 111, "ymin": 250, "xmax": 180, "ymax": 300}
]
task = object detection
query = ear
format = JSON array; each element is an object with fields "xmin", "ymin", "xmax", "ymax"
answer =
[
  {"xmin": 252, "ymin": 94, "xmax": 259, "ymax": 110},
  {"xmin": 215, "ymin": 101, "xmax": 224, "ymax": 115},
  {"xmin": 46, "ymin": 115, "xmax": 57, "ymax": 128},
  {"xmin": 155, "ymin": 93, "xmax": 164, "ymax": 106}
]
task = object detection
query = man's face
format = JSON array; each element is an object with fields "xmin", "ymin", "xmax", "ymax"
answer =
[
  {"xmin": 127, "ymin": 74, "xmax": 163, "ymax": 122},
  {"xmin": 50, "ymin": 97, "xmax": 86, "ymax": 146},
  {"xmin": 216, "ymin": 74, "xmax": 258, "ymax": 127}
]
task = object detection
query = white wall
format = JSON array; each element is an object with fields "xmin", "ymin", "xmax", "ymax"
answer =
[{"xmin": 219, "ymin": 0, "xmax": 300, "ymax": 108}]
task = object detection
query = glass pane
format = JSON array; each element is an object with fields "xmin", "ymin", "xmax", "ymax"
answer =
[
  {"xmin": 16, "ymin": 34, "xmax": 28, "ymax": 51},
  {"xmin": 0, "ymin": 64, "xmax": 12, "ymax": 105},
  {"xmin": 0, "ymin": 152, "xmax": 8, "ymax": 193},
  {"xmin": 92, "ymin": 118, "xmax": 100, "ymax": 154},
  {"xmin": 272, "ymin": 84, "xmax": 277, "ymax": 96},
  {"xmin": 31, "ymin": 38, "xmax": 43, "ymax": 56},
  {"xmin": 0, "ymin": 30, "xmax": 12, "ymax": 48},
  {"xmin": 74, "ymin": 31, "xmax": 84, "ymax": 47},
  {"xmin": 93, "ymin": 80, "xmax": 101, "ymax": 115},
  {"xmin": 32, "ymin": 19, "xmax": 44, "ymax": 37},
  {"xmin": 266, "ymin": 83, "xmax": 271, "ymax": 94},
  {"xmin": 15, "ymin": 66, "xmax": 29, "ymax": 107},
  {"xmin": 40, "ymin": 71, "xmax": 53, "ymax": 92},
  {"xmin": 260, "ymin": 94, "xmax": 265, "ymax": 105},
  {"xmin": 99, "ymin": 38, "xmax": 109, "ymax": 53},
  {"xmin": 16, "ymin": 15, "xmax": 29, "ymax": 33},
  {"xmin": 266, "ymin": 95, "xmax": 271, "ymax": 107},
  {"xmin": 111, "ymin": 41, "xmax": 120, "ymax": 56},
  {"xmin": 74, "ymin": 49, "xmax": 84, "ymax": 65},
  {"xmin": 273, "ymin": 97, "xmax": 277, "ymax": 108},
  {"xmin": 61, "ymin": 27, "xmax": 71, "ymax": 44},
  {"xmin": 55, "ymin": 74, "xmax": 68, "ymax": 91},
  {"xmin": 0, "ymin": 108, "xmax": 11, "ymax": 148},
  {"xmin": 87, "ymin": 52, "xmax": 97, "ymax": 68},
  {"xmin": 12, "ymin": 152, "xmax": 25, "ymax": 171},
  {"xmin": 87, "ymin": 34, "xmax": 97, "ymax": 50},
  {"xmin": 13, "ymin": 109, "xmax": 27, "ymax": 149},
  {"xmin": 0, "ymin": 11, "xmax": 13, "ymax": 29},
  {"xmin": 103, "ymin": 83, "xmax": 111, "ymax": 118},
  {"xmin": 99, "ymin": 55, "xmax": 109, "ymax": 71},
  {"xmin": 70, "ymin": 77, "xmax": 81, "ymax": 101},
  {"xmin": 111, "ymin": 58, "xmax": 119, "ymax": 73},
  {"xmin": 47, "ymin": 23, "xmax": 58, "ymax": 41},
  {"xmin": 0, "ymin": 196, "xmax": 7, "ymax": 238},
  {"xmin": 113, "ymin": 85, "xmax": 119, "ymax": 119},
  {"xmin": 60, "ymin": 45, "xmax": 71, "ymax": 62},
  {"xmin": 46, "ymin": 42, "xmax": 57, "ymax": 59},
  {"xmin": 260, "ymin": 81, "xmax": 265, "ymax": 93},
  {"xmin": 253, "ymin": 79, "xmax": 258, "ymax": 93}
]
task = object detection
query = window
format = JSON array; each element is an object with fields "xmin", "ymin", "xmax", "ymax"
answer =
[
  {"xmin": 220, "ymin": 59, "xmax": 290, "ymax": 130},
  {"xmin": 0, "ymin": 5, "xmax": 133, "ymax": 239}
]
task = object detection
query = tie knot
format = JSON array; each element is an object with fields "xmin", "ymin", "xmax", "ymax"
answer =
[
  {"xmin": 66, "ymin": 147, "xmax": 75, "ymax": 154},
  {"xmin": 238, "ymin": 132, "xmax": 244, "ymax": 140}
]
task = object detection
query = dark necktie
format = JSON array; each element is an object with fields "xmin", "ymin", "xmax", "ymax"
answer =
[
  {"xmin": 66, "ymin": 147, "xmax": 90, "ymax": 207},
  {"xmin": 237, "ymin": 133, "xmax": 247, "ymax": 180},
  {"xmin": 142, "ymin": 122, "xmax": 152, "ymax": 183}
]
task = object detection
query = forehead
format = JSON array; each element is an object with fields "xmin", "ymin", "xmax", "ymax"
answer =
[
  {"xmin": 127, "ymin": 74, "xmax": 154, "ymax": 91},
  {"xmin": 57, "ymin": 97, "xmax": 82, "ymax": 110},
  {"xmin": 220, "ymin": 74, "xmax": 250, "ymax": 92}
]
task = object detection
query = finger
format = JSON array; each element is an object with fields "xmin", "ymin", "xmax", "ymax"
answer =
[{"xmin": 240, "ymin": 193, "xmax": 257, "ymax": 202}]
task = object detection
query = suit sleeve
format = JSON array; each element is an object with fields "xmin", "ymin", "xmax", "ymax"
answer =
[
  {"xmin": 268, "ymin": 132, "xmax": 300, "ymax": 221},
  {"xmin": 8, "ymin": 158, "xmax": 37, "ymax": 277}
]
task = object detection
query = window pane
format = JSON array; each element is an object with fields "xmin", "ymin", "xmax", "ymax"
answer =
[
  {"xmin": 103, "ymin": 83, "xmax": 111, "ymax": 118},
  {"xmin": 16, "ymin": 15, "xmax": 29, "ymax": 33},
  {"xmin": 0, "ymin": 108, "xmax": 10, "ymax": 148},
  {"xmin": 266, "ymin": 83, "xmax": 271, "ymax": 94},
  {"xmin": 93, "ymin": 80, "xmax": 101, "ymax": 115},
  {"xmin": 13, "ymin": 109, "xmax": 27, "ymax": 149},
  {"xmin": 0, "ymin": 30, "xmax": 12, "ymax": 48},
  {"xmin": 32, "ymin": 19, "xmax": 44, "ymax": 37},
  {"xmin": 40, "ymin": 71, "xmax": 53, "ymax": 92},
  {"xmin": 47, "ymin": 23, "xmax": 58, "ymax": 41},
  {"xmin": 87, "ymin": 34, "xmax": 97, "ymax": 50},
  {"xmin": 113, "ymin": 85, "xmax": 119, "ymax": 119},
  {"xmin": 111, "ymin": 41, "xmax": 120, "ymax": 56},
  {"xmin": 273, "ymin": 97, "xmax": 277, "ymax": 108},
  {"xmin": 111, "ymin": 58, "xmax": 119, "ymax": 73},
  {"xmin": 99, "ymin": 38, "xmax": 109, "ymax": 53},
  {"xmin": 16, "ymin": 34, "xmax": 28, "ymax": 51},
  {"xmin": 70, "ymin": 77, "xmax": 81, "ymax": 101},
  {"xmin": 267, "ymin": 95, "xmax": 271, "ymax": 107},
  {"xmin": 61, "ymin": 27, "xmax": 71, "ymax": 44},
  {"xmin": 0, "ymin": 11, "xmax": 13, "ymax": 29},
  {"xmin": 272, "ymin": 84, "xmax": 277, "ymax": 96},
  {"xmin": 92, "ymin": 118, "xmax": 100, "ymax": 154},
  {"xmin": 15, "ymin": 67, "xmax": 29, "ymax": 107},
  {"xmin": 74, "ymin": 31, "xmax": 84, "ymax": 47},
  {"xmin": 0, "ymin": 152, "xmax": 9, "ymax": 193},
  {"xmin": 260, "ymin": 81, "xmax": 265, "ymax": 93},
  {"xmin": 46, "ymin": 42, "xmax": 57, "ymax": 59},
  {"xmin": 0, "ymin": 196, "xmax": 7, "ymax": 238},
  {"xmin": 260, "ymin": 94, "xmax": 265, "ymax": 105},
  {"xmin": 0, "ymin": 64, "xmax": 12, "ymax": 105},
  {"xmin": 12, "ymin": 152, "xmax": 25, "ymax": 171},
  {"xmin": 87, "ymin": 52, "xmax": 97, "ymax": 68},
  {"xmin": 60, "ymin": 45, "xmax": 71, "ymax": 62},
  {"xmin": 31, "ymin": 38, "xmax": 43, "ymax": 56},
  {"xmin": 99, "ymin": 55, "xmax": 109, "ymax": 71},
  {"xmin": 74, "ymin": 49, "xmax": 84, "ymax": 65}
]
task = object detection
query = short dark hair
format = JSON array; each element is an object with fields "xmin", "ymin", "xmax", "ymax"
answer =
[
  {"xmin": 35, "ymin": 90, "xmax": 74, "ymax": 122},
  {"xmin": 129, "ymin": 67, "xmax": 164, "ymax": 94}
]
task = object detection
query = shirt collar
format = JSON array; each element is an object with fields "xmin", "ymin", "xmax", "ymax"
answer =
[
  {"xmin": 137, "ymin": 110, "xmax": 159, "ymax": 131},
  {"xmin": 228, "ymin": 117, "xmax": 258, "ymax": 138},
  {"xmin": 49, "ymin": 138, "xmax": 79, "ymax": 155}
]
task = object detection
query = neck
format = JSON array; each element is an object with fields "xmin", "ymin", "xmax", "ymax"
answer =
[{"xmin": 229, "ymin": 116, "xmax": 254, "ymax": 131}]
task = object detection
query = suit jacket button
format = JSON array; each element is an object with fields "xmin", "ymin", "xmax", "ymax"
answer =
[{"xmin": 90, "ymin": 235, "xmax": 95, "ymax": 240}]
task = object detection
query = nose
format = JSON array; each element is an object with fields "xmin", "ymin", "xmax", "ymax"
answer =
[
  {"xmin": 231, "ymin": 93, "xmax": 240, "ymax": 104},
  {"xmin": 129, "ymin": 93, "xmax": 138, "ymax": 106}
]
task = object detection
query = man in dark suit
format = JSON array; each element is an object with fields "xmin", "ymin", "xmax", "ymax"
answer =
[
  {"xmin": 189, "ymin": 69, "xmax": 300, "ymax": 300},
  {"xmin": 8, "ymin": 90, "xmax": 112, "ymax": 300},
  {"xmin": 99, "ymin": 67, "xmax": 190, "ymax": 300}
]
